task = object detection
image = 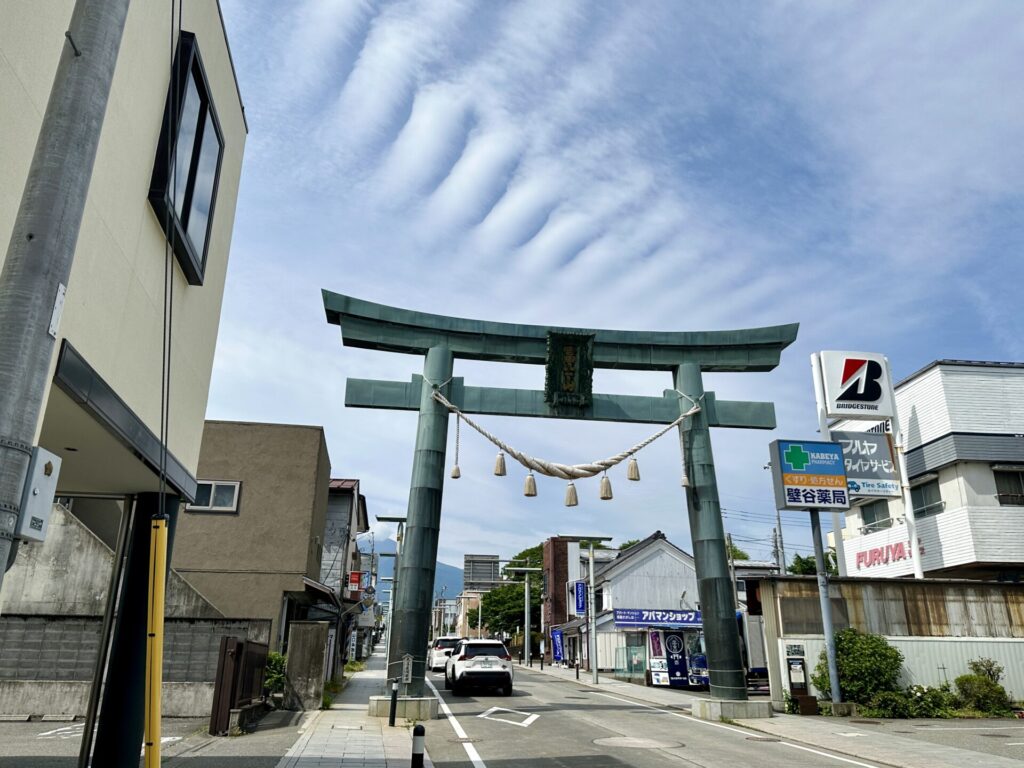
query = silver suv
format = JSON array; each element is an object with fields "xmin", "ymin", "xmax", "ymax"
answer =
[
  {"xmin": 428, "ymin": 636, "xmax": 462, "ymax": 671},
  {"xmin": 444, "ymin": 639, "xmax": 513, "ymax": 696}
]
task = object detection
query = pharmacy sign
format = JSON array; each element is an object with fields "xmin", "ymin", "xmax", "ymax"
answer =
[{"xmin": 770, "ymin": 439, "xmax": 850, "ymax": 511}]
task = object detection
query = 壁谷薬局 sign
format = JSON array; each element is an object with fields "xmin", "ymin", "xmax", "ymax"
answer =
[
  {"xmin": 770, "ymin": 440, "xmax": 850, "ymax": 510},
  {"xmin": 614, "ymin": 609, "xmax": 702, "ymax": 628}
]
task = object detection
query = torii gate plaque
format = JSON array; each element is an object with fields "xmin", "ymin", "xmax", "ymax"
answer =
[{"xmin": 324, "ymin": 291, "xmax": 798, "ymax": 700}]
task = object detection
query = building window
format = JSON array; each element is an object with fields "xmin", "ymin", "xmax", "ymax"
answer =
[
  {"xmin": 860, "ymin": 499, "xmax": 892, "ymax": 532},
  {"xmin": 911, "ymin": 479, "xmax": 944, "ymax": 518},
  {"xmin": 995, "ymin": 470, "xmax": 1024, "ymax": 506},
  {"xmin": 149, "ymin": 31, "xmax": 224, "ymax": 286},
  {"xmin": 187, "ymin": 480, "xmax": 240, "ymax": 513}
]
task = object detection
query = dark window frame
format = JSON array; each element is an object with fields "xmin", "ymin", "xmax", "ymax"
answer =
[
  {"xmin": 186, "ymin": 480, "xmax": 241, "ymax": 514},
  {"xmin": 911, "ymin": 479, "xmax": 945, "ymax": 518},
  {"xmin": 149, "ymin": 31, "xmax": 224, "ymax": 286},
  {"xmin": 995, "ymin": 469, "xmax": 1024, "ymax": 507},
  {"xmin": 859, "ymin": 498, "xmax": 892, "ymax": 532}
]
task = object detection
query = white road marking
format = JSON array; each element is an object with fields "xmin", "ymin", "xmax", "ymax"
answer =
[
  {"xmin": 589, "ymin": 691, "xmax": 882, "ymax": 768},
  {"xmin": 477, "ymin": 706, "xmax": 539, "ymax": 728},
  {"xmin": 38, "ymin": 723, "xmax": 85, "ymax": 739},
  {"xmin": 425, "ymin": 678, "xmax": 487, "ymax": 768},
  {"xmin": 837, "ymin": 732, "xmax": 867, "ymax": 737}
]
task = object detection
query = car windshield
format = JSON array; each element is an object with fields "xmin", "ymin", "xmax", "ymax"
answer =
[
  {"xmin": 435, "ymin": 638, "xmax": 460, "ymax": 650},
  {"xmin": 464, "ymin": 643, "xmax": 506, "ymax": 658}
]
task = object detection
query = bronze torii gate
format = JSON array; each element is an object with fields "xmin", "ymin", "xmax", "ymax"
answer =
[{"xmin": 323, "ymin": 291, "xmax": 798, "ymax": 700}]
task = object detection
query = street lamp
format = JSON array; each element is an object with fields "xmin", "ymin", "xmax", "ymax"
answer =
[
  {"xmin": 505, "ymin": 566, "xmax": 542, "ymax": 666},
  {"xmin": 557, "ymin": 534, "xmax": 613, "ymax": 684}
]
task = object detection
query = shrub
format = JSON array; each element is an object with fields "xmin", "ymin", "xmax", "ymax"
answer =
[
  {"xmin": 864, "ymin": 691, "xmax": 912, "ymax": 719},
  {"xmin": 810, "ymin": 629, "xmax": 904, "ymax": 705},
  {"xmin": 265, "ymin": 651, "xmax": 287, "ymax": 694},
  {"xmin": 955, "ymin": 674, "xmax": 1012, "ymax": 716},
  {"xmin": 906, "ymin": 684, "xmax": 957, "ymax": 718},
  {"xmin": 967, "ymin": 657, "xmax": 1004, "ymax": 685}
]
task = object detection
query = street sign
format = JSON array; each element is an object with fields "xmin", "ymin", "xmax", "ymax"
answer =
[
  {"xmin": 551, "ymin": 629, "xmax": 564, "ymax": 662},
  {"xmin": 613, "ymin": 609, "xmax": 701, "ymax": 628},
  {"xmin": 819, "ymin": 351, "xmax": 895, "ymax": 419},
  {"xmin": 348, "ymin": 571, "xmax": 363, "ymax": 590},
  {"xmin": 831, "ymin": 430, "xmax": 900, "ymax": 497},
  {"xmin": 770, "ymin": 439, "xmax": 849, "ymax": 510},
  {"xmin": 401, "ymin": 653, "xmax": 413, "ymax": 684},
  {"xmin": 574, "ymin": 581, "xmax": 586, "ymax": 614}
]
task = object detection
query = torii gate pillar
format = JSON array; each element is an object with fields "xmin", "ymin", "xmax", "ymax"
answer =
[
  {"xmin": 677, "ymin": 363, "xmax": 745, "ymax": 699},
  {"xmin": 392, "ymin": 346, "xmax": 453, "ymax": 694}
]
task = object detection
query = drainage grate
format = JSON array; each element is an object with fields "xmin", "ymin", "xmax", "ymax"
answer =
[
  {"xmin": 746, "ymin": 737, "xmax": 780, "ymax": 742},
  {"xmin": 982, "ymin": 734, "xmax": 1011, "ymax": 739},
  {"xmin": 850, "ymin": 719, "xmax": 882, "ymax": 725}
]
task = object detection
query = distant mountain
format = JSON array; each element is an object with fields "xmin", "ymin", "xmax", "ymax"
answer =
[{"xmin": 361, "ymin": 538, "xmax": 463, "ymax": 599}]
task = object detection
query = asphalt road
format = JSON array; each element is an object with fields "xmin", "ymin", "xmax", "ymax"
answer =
[
  {"xmin": 0, "ymin": 710, "xmax": 306, "ymax": 768},
  {"xmin": 424, "ymin": 667, "xmax": 886, "ymax": 768}
]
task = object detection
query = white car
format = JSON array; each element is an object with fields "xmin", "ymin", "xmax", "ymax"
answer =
[
  {"xmin": 444, "ymin": 639, "xmax": 513, "ymax": 696},
  {"xmin": 428, "ymin": 636, "xmax": 463, "ymax": 671}
]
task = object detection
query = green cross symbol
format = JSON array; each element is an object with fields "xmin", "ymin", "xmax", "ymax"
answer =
[{"xmin": 784, "ymin": 444, "xmax": 811, "ymax": 471}]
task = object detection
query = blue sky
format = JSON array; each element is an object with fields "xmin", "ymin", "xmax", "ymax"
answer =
[{"xmin": 211, "ymin": 1, "xmax": 1024, "ymax": 567}]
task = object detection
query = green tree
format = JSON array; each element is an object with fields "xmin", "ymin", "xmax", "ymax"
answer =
[
  {"xmin": 504, "ymin": 544, "xmax": 543, "ymax": 579},
  {"xmin": 787, "ymin": 551, "xmax": 838, "ymax": 575},
  {"xmin": 475, "ymin": 580, "xmax": 542, "ymax": 636},
  {"xmin": 618, "ymin": 538, "xmax": 641, "ymax": 550},
  {"xmin": 810, "ymin": 628, "xmax": 904, "ymax": 704},
  {"xmin": 729, "ymin": 542, "xmax": 750, "ymax": 561}
]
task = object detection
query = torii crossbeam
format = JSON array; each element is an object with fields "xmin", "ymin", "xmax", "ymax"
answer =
[{"xmin": 323, "ymin": 291, "xmax": 798, "ymax": 701}]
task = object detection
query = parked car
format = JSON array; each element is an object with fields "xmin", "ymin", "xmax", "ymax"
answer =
[
  {"xmin": 428, "ymin": 636, "xmax": 463, "ymax": 671},
  {"xmin": 444, "ymin": 639, "xmax": 513, "ymax": 696}
]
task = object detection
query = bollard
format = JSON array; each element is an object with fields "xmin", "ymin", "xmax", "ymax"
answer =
[
  {"xmin": 411, "ymin": 723, "xmax": 425, "ymax": 768},
  {"xmin": 575, "ymin": 662, "xmax": 579, "ymax": 680},
  {"xmin": 388, "ymin": 681, "xmax": 398, "ymax": 728},
  {"xmin": 540, "ymin": 654, "xmax": 544, "ymax": 671}
]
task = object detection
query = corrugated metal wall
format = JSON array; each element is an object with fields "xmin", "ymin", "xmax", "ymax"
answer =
[{"xmin": 763, "ymin": 577, "xmax": 1024, "ymax": 703}]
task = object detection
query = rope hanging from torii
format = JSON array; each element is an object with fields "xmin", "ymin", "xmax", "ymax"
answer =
[{"xmin": 430, "ymin": 387, "xmax": 703, "ymax": 506}]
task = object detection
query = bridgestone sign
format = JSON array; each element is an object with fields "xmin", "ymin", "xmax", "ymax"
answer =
[{"xmin": 819, "ymin": 351, "xmax": 895, "ymax": 419}]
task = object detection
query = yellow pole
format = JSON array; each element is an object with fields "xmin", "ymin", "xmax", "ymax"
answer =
[{"xmin": 144, "ymin": 516, "xmax": 168, "ymax": 768}]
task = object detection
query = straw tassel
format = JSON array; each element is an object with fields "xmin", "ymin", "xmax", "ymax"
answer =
[
  {"xmin": 451, "ymin": 413, "xmax": 462, "ymax": 479},
  {"xmin": 599, "ymin": 473, "xmax": 613, "ymax": 501},
  {"xmin": 627, "ymin": 457, "xmax": 640, "ymax": 481},
  {"xmin": 565, "ymin": 481, "xmax": 578, "ymax": 507},
  {"xmin": 494, "ymin": 451, "xmax": 507, "ymax": 477},
  {"xmin": 524, "ymin": 471, "xmax": 537, "ymax": 497}
]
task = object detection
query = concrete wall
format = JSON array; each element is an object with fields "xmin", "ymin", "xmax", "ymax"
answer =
[
  {"xmin": 0, "ymin": 615, "xmax": 271, "ymax": 683},
  {"xmin": 172, "ymin": 421, "xmax": 332, "ymax": 648},
  {"xmin": 0, "ymin": 1, "xmax": 246, "ymax": 471},
  {"xmin": 0, "ymin": 681, "xmax": 213, "ymax": 718},
  {"xmin": 285, "ymin": 621, "xmax": 330, "ymax": 711},
  {"xmin": 0, "ymin": 504, "xmax": 222, "ymax": 618}
]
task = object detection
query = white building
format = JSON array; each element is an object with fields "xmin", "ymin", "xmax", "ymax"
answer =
[
  {"xmin": 834, "ymin": 360, "xmax": 1024, "ymax": 581},
  {"xmin": 0, "ymin": 1, "xmax": 246, "ymax": 519}
]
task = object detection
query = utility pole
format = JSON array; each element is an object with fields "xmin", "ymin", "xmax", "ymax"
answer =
[
  {"xmin": 775, "ymin": 507, "xmax": 787, "ymax": 572},
  {"xmin": 0, "ymin": 0, "xmax": 131, "ymax": 586},
  {"xmin": 506, "ymin": 566, "xmax": 541, "ymax": 666},
  {"xmin": 726, "ymin": 533, "xmax": 740, "ymax": 610},
  {"xmin": 557, "ymin": 536, "xmax": 611, "ymax": 684}
]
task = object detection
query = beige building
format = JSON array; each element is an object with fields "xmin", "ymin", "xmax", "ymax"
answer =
[
  {"xmin": 172, "ymin": 421, "xmax": 334, "ymax": 651},
  {"xmin": 1, "ymin": 0, "xmax": 246, "ymax": 508}
]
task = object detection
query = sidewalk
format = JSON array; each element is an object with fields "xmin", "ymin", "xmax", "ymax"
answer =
[
  {"xmin": 523, "ymin": 660, "xmax": 1024, "ymax": 768},
  {"xmin": 274, "ymin": 646, "xmax": 426, "ymax": 768}
]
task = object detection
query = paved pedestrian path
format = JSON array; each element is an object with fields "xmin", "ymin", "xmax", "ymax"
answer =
[{"xmin": 275, "ymin": 646, "xmax": 428, "ymax": 767}]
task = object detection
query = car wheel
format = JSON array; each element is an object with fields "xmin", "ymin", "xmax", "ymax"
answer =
[
  {"xmin": 502, "ymin": 681, "xmax": 513, "ymax": 697},
  {"xmin": 444, "ymin": 672, "xmax": 451, "ymax": 690},
  {"xmin": 452, "ymin": 678, "xmax": 464, "ymax": 696}
]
